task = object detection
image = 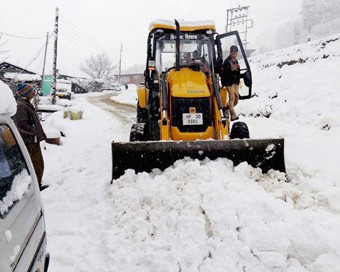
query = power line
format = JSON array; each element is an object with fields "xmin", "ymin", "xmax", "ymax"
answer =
[
  {"xmin": 58, "ymin": 23, "xmax": 120, "ymax": 54},
  {"xmin": 254, "ymin": 14, "xmax": 301, "ymax": 27},
  {"xmin": 0, "ymin": 31, "xmax": 48, "ymax": 40},
  {"xmin": 59, "ymin": 14, "xmax": 120, "ymax": 48},
  {"xmin": 251, "ymin": 5, "xmax": 302, "ymax": 14},
  {"xmin": 8, "ymin": 42, "xmax": 46, "ymax": 84},
  {"xmin": 59, "ymin": 19, "xmax": 119, "ymax": 52},
  {"xmin": 58, "ymin": 28, "xmax": 120, "ymax": 57}
]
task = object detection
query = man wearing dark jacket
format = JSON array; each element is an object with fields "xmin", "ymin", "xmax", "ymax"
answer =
[
  {"xmin": 221, "ymin": 45, "xmax": 242, "ymax": 121},
  {"xmin": 13, "ymin": 83, "xmax": 47, "ymax": 190}
]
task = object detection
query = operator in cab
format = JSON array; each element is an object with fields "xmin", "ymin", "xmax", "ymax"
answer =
[{"xmin": 221, "ymin": 45, "xmax": 243, "ymax": 121}]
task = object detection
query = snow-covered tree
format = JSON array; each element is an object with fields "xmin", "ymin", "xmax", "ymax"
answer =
[
  {"xmin": 293, "ymin": 22, "xmax": 301, "ymax": 45},
  {"xmin": 301, "ymin": 0, "xmax": 340, "ymax": 33},
  {"xmin": 301, "ymin": 0, "xmax": 319, "ymax": 33},
  {"xmin": 79, "ymin": 52, "xmax": 118, "ymax": 80}
]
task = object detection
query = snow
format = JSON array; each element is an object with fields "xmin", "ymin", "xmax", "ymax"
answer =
[
  {"xmin": 43, "ymin": 127, "xmax": 61, "ymax": 139},
  {"xmin": 150, "ymin": 19, "xmax": 216, "ymax": 31},
  {"xmin": 5, "ymin": 230, "xmax": 12, "ymax": 243},
  {"xmin": 56, "ymin": 80, "xmax": 72, "ymax": 92},
  {"xmin": 10, "ymin": 245, "xmax": 20, "ymax": 263},
  {"xmin": 0, "ymin": 80, "xmax": 16, "ymax": 116},
  {"xmin": 3, "ymin": 72, "xmax": 41, "ymax": 81},
  {"xmin": 38, "ymin": 35, "xmax": 340, "ymax": 271},
  {"xmin": 110, "ymin": 84, "xmax": 138, "ymax": 106},
  {"xmin": 0, "ymin": 170, "xmax": 32, "ymax": 216}
]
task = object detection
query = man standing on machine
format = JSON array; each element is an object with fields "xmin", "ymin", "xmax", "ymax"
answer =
[{"xmin": 221, "ymin": 45, "xmax": 243, "ymax": 121}]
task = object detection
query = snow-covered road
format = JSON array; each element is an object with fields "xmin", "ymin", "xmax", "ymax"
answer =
[
  {"xmin": 87, "ymin": 93, "xmax": 136, "ymax": 126},
  {"xmin": 40, "ymin": 92, "xmax": 340, "ymax": 272}
]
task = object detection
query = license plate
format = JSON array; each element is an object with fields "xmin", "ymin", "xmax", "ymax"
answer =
[{"xmin": 182, "ymin": 113, "xmax": 203, "ymax": 125}]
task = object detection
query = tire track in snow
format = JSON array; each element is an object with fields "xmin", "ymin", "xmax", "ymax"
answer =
[{"xmin": 87, "ymin": 93, "xmax": 136, "ymax": 126}]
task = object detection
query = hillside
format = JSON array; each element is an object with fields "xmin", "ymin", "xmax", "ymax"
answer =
[{"xmin": 240, "ymin": 33, "xmax": 340, "ymax": 131}]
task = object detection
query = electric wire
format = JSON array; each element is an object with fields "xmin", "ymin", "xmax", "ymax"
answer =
[
  {"xmin": 59, "ymin": 30, "xmax": 105, "ymax": 54},
  {"xmin": 59, "ymin": 15, "xmax": 117, "ymax": 49},
  {"xmin": 59, "ymin": 14, "xmax": 120, "ymax": 51},
  {"xmin": 59, "ymin": 20, "xmax": 120, "ymax": 53},
  {"xmin": 0, "ymin": 31, "xmax": 47, "ymax": 40},
  {"xmin": 58, "ymin": 28, "xmax": 120, "ymax": 58},
  {"xmin": 58, "ymin": 24, "xmax": 120, "ymax": 54},
  {"xmin": 254, "ymin": 14, "xmax": 301, "ymax": 27},
  {"xmin": 60, "ymin": 14, "xmax": 118, "ymax": 47},
  {"xmin": 8, "ymin": 42, "xmax": 46, "ymax": 84}
]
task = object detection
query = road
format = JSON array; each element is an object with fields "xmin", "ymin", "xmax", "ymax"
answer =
[{"xmin": 86, "ymin": 93, "xmax": 136, "ymax": 126}]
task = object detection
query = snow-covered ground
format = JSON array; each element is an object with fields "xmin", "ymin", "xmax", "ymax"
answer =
[{"xmin": 36, "ymin": 34, "xmax": 340, "ymax": 271}]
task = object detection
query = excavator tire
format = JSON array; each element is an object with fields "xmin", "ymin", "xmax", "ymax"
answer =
[
  {"xmin": 230, "ymin": 121, "xmax": 250, "ymax": 139},
  {"xmin": 129, "ymin": 123, "xmax": 146, "ymax": 142},
  {"xmin": 137, "ymin": 103, "xmax": 148, "ymax": 123}
]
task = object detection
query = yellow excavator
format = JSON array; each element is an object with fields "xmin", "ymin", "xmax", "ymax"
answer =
[{"xmin": 111, "ymin": 19, "xmax": 285, "ymax": 180}]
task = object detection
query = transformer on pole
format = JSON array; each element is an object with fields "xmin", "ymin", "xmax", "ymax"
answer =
[{"xmin": 226, "ymin": 6, "xmax": 253, "ymax": 53}]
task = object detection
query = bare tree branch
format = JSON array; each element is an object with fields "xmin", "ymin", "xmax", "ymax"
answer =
[{"xmin": 79, "ymin": 52, "xmax": 118, "ymax": 80}]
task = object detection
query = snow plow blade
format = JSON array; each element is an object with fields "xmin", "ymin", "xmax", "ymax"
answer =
[{"xmin": 111, "ymin": 138, "xmax": 285, "ymax": 180}]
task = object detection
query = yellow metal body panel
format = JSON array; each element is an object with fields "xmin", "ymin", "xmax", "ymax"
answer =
[
  {"xmin": 158, "ymin": 68, "xmax": 230, "ymax": 141},
  {"xmin": 137, "ymin": 85, "xmax": 149, "ymax": 108},
  {"xmin": 160, "ymin": 109, "xmax": 171, "ymax": 140},
  {"xmin": 212, "ymin": 97, "xmax": 229, "ymax": 140},
  {"xmin": 171, "ymin": 126, "xmax": 214, "ymax": 141},
  {"xmin": 220, "ymin": 87, "xmax": 228, "ymax": 108},
  {"xmin": 167, "ymin": 68, "xmax": 211, "ymax": 98}
]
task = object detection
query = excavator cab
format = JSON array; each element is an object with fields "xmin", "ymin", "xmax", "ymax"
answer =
[{"xmin": 111, "ymin": 20, "xmax": 285, "ymax": 180}]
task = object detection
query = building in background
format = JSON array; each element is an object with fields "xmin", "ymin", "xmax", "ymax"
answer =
[
  {"xmin": 117, "ymin": 73, "xmax": 144, "ymax": 85},
  {"xmin": 0, "ymin": 62, "xmax": 40, "ymax": 93}
]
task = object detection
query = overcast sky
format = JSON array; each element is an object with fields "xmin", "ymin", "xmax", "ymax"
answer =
[{"xmin": 0, "ymin": 0, "xmax": 302, "ymax": 78}]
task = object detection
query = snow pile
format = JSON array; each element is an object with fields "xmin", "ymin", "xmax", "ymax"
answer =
[
  {"xmin": 4, "ymin": 230, "xmax": 12, "ymax": 243},
  {"xmin": 240, "ymin": 34, "xmax": 340, "ymax": 130},
  {"xmin": 102, "ymin": 159, "xmax": 340, "ymax": 271},
  {"xmin": 10, "ymin": 245, "xmax": 21, "ymax": 263},
  {"xmin": 43, "ymin": 127, "xmax": 61, "ymax": 139},
  {"xmin": 110, "ymin": 84, "xmax": 138, "ymax": 107},
  {"xmin": 0, "ymin": 170, "xmax": 32, "ymax": 216},
  {"xmin": 0, "ymin": 80, "xmax": 16, "ymax": 116},
  {"xmin": 4, "ymin": 72, "xmax": 41, "ymax": 81}
]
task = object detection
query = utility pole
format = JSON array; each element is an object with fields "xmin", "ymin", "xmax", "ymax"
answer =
[
  {"xmin": 118, "ymin": 43, "xmax": 123, "ymax": 83},
  {"xmin": 226, "ymin": 6, "xmax": 253, "ymax": 52},
  {"xmin": 51, "ymin": 8, "xmax": 59, "ymax": 104},
  {"xmin": 41, "ymin": 32, "xmax": 49, "ymax": 93}
]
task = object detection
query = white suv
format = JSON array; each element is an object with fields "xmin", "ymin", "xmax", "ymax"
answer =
[{"xmin": 0, "ymin": 81, "xmax": 49, "ymax": 272}]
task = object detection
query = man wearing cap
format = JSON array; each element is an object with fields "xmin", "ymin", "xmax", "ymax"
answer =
[
  {"xmin": 13, "ymin": 83, "xmax": 47, "ymax": 190},
  {"xmin": 221, "ymin": 45, "xmax": 243, "ymax": 121}
]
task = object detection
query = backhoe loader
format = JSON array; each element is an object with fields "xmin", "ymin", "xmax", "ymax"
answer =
[{"xmin": 111, "ymin": 19, "xmax": 285, "ymax": 180}]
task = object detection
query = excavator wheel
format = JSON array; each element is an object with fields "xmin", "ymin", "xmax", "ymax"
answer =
[
  {"xmin": 230, "ymin": 121, "xmax": 250, "ymax": 139},
  {"xmin": 137, "ymin": 103, "xmax": 148, "ymax": 123},
  {"xmin": 129, "ymin": 123, "xmax": 147, "ymax": 142}
]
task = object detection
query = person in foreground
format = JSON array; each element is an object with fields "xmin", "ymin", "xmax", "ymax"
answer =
[{"xmin": 13, "ymin": 83, "xmax": 48, "ymax": 191}]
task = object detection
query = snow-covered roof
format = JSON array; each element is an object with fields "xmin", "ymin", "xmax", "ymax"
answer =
[
  {"xmin": 0, "ymin": 80, "xmax": 16, "ymax": 116},
  {"xmin": 4, "ymin": 72, "xmax": 41, "ymax": 81},
  {"xmin": 149, "ymin": 19, "xmax": 216, "ymax": 32},
  {"xmin": 56, "ymin": 80, "xmax": 72, "ymax": 92}
]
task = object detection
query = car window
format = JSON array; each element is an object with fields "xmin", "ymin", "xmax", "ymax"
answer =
[{"xmin": 0, "ymin": 124, "xmax": 31, "ymax": 217}]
